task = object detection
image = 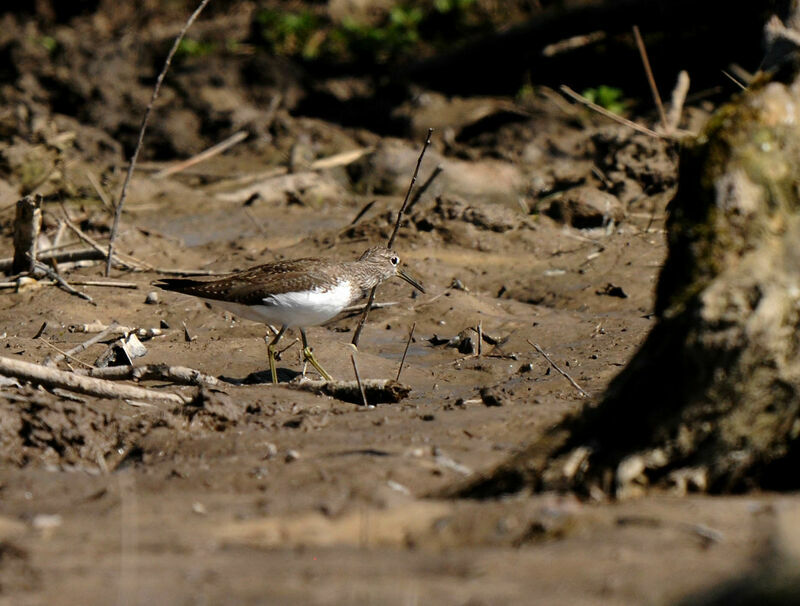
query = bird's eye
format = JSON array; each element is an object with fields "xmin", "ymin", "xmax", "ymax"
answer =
[{"xmin": 391, "ymin": 256, "xmax": 399, "ymax": 266}]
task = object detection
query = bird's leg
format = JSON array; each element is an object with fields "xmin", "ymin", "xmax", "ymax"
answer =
[
  {"xmin": 300, "ymin": 328, "xmax": 333, "ymax": 381},
  {"xmin": 265, "ymin": 325, "xmax": 288, "ymax": 384}
]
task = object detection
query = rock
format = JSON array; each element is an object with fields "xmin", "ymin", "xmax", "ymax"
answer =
[
  {"xmin": 480, "ymin": 386, "xmax": 509, "ymax": 407},
  {"xmin": 544, "ymin": 186, "xmax": 625, "ymax": 228},
  {"xmin": 145, "ymin": 291, "xmax": 159, "ymax": 305}
]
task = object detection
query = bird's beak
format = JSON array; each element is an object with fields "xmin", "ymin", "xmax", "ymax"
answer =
[{"xmin": 397, "ymin": 268, "xmax": 425, "ymax": 293}]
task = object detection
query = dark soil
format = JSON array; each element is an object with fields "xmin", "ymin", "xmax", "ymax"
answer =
[{"xmin": 0, "ymin": 3, "xmax": 789, "ymax": 605}]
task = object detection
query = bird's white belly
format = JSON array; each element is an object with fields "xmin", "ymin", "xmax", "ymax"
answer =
[{"xmin": 203, "ymin": 281, "xmax": 354, "ymax": 328}]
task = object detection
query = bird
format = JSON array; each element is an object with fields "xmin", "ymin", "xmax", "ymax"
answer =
[{"xmin": 153, "ymin": 246, "xmax": 424, "ymax": 384}]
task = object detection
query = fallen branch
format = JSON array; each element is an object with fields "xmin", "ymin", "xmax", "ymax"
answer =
[
  {"xmin": 288, "ymin": 378, "xmax": 411, "ymax": 405},
  {"xmin": 0, "ymin": 356, "xmax": 188, "ymax": 403},
  {"xmin": 0, "ymin": 248, "xmax": 106, "ymax": 274},
  {"xmin": 153, "ymin": 130, "xmax": 248, "ymax": 179},
  {"xmin": 32, "ymin": 260, "xmax": 95, "ymax": 305},
  {"xmin": 78, "ymin": 363, "xmax": 219, "ymax": 386}
]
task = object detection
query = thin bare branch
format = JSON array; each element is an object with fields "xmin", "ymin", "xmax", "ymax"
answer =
[
  {"xmin": 633, "ymin": 25, "xmax": 668, "ymax": 132},
  {"xmin": 351, "ymin": 353, "xmax": 368, "ymax": 406},
  {"xmin": 528, "ymin": 340, "xmax": 590, "ymax": 398},
  {"xmin": 560, "ymin": 85, "xmax": 661, "ymax": 138},
  {"xmin": 105, "ymin": 0, "xmax": 212, "ymax": 276},
  {"xmin": 396, "ymin": 322, "xmax": 416, "ymax": 382},
  {"xmin": 351, "ymin": 129, "xmax": 433, "ymax": 348}
]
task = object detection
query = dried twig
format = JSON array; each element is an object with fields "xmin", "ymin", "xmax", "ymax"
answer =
[
  {"xmin": 350, "ymin": 353, "xmax": 368, "ymax": 406},
  {"xmin": 79, "ymin": 363, "xmax": 219, "ymax": 386},
  {"xmin": 105, "ymin": 0, "xmax": 212, "ymax": 276},
  {"xmin": 528, "ymin": 340, "xmax": 590, "ymax": 398},
  {"xmin": 632, "ymin": 25, "xmax": 667, "ymax": 133},
  {"xmin": 40, "ymin": 339, "xmax": 95, "ymax": 369},
  {"xmin": 405, "ymin": 164, "xmax": 443, "ymax": 214},
  {"xmin": 396, "ymin": 322, "xmax": 416, "ymax": 382},
  {"xmin": 45, "ymin": 321, "xmax": 120, "ymax": 367},
  {"xmin": 351, "ymin": 128, "xmax": 433, "ymax": 348},
  {"xmin": 560, "ymin": 85, "xmax": 661, "ymax": 139},
  {"xmin": 61, "ymin": 210, "xmax": 148, "ymax": 271},
  {"xmin": 0, "ymin": 355, "xmax": 188, "ymax": 403},
  {"xmin": 86, "ymin": 170, "xmax": 114, "ymax": 212},
  {"xmin": 0, "ymin": 248, "xmax": 105, "ymax": 274},
  {"xmin": 32, "ymin": 259, "xmax": 95, "ymax": 304},
  {"xmin": 350, "ymin": 199, "xmax": 376, "ymax": 225},
  {"xmin": 153, "ymin": 130, "xmax": 248, "ymax": 179}
]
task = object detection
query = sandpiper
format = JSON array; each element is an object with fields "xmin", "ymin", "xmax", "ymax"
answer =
[{"xmin": 154, "ymin": 246, "xmax": 424, "ymax": 383}]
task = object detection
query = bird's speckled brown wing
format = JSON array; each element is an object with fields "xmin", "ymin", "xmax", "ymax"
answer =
[{"xmin": 153, "ymin": 258, "xmax": 346, "ymax": 305}]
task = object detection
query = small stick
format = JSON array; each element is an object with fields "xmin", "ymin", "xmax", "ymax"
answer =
[
  {"xmin": 86, "ymin": 170, "xmax": 114, "ymax": 212},
  {"xmin": 243, "ymin": 207, "xmax": 267, "ymax": 235},
  {"xmin": 33, "ymin": 321, "xmax": 47, "ymax": 339},
  {"xmin": 61, "ymin": 211, "xmax": 146, "ymax": 271},
  {"xmin": 351, "ymin": 129, "xmax": 433, "ymax": 348},
  {"xmin": 387, "ymin": 128, "xmax": 433, "ymax": 249},
  {"xmin": 40, "ymin": 339, "xmax": 95, "ymax": 369},
  {"xmin": 405, "ymin": 164, "xmax": 444, "ymax": 214},
  {"xmin": 721, "ymin": 70, "xmax": 747, "ymax": 90},
  {"xmin": 666, "ymin": 70, "xmax": 690, "ymax": 135},
  {"xmin": 0, "ymin": 248, "xmax": 106, "ymax": 274},
  {"xmin": 351, "ymin": 353, "xmax": 368, "ymax": 407},
  {"xmin": 0, "ymin": 355, "xmax": 187, "ymax": 403},
  {"xmin": 395, "ymin": 322, "xmax": 416, "ymax": 382},
  {"xmin": 153, "ymin": 130, "xmax": 248, "ymax": 179},
  {"xmin": 350, "ymin": 200, "xmax": 376, "ymax": 225},
  {"xmin": 46, "ymin": 321, "xmax": 120, "ymax": 367},
  {"xmin": 560, "ymin": 85, "xmax": 661, "ymax": 139},
  {"xmin": 105, "ymin": 0, "xmax": 212, "ymax": 276},
  {"xmin": 12, "ymin": 195, "xmax": 42, "ymax": 274},
  {"xmin": 32, "ymin": 259, "xmax": 95, "ymax": 305},
  {"xmin": 150, "ymin": 267, "xmax": 222, "ymax": 276},
  {"xmin": 528, "ymin": 340, "xmax": 590, "ymax": 398},
  {"xmin": 68, "ymin": 280, "xmax": 138, "ymax": 289},
  {"xmin": 632, "ymin": 25, "xmax": 668, "ymax": 133}
]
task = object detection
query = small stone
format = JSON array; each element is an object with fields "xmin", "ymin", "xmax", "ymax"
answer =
[
  {"xmin": 145, "ymin": 291, "xmax": 159, "ymax": 304},
  {"xmin": 262, "ymin": 442, "xmax": 278, "ymax": 459},
  {"xmin": 284, "ymin": 449, "xmax": 300, "ymax": 463},
  {"xmin": 480, "ymin": 386, "xmax": 508, "ymax": 407}
]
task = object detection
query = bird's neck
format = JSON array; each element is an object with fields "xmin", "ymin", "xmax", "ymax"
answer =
[{"xmin": 345, "ymin": 260, "xmax": 383, "ymax": 294}]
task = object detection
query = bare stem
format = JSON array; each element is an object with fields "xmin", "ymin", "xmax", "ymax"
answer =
[
  {"xmin": 351, "ymin": 129, "xmax": 433, "ymax": 348},
  {"xmin": 105, "ymin": 0, "xmax": 212, "ymax": 276},
  {"xmin": 632, "ymin": 25, "xmax": 668, "ymax": 133}
]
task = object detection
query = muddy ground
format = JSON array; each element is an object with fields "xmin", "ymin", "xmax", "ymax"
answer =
[{"xmin": 0, "ymin": 3, "xmax": 793, "ymax": 605}]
